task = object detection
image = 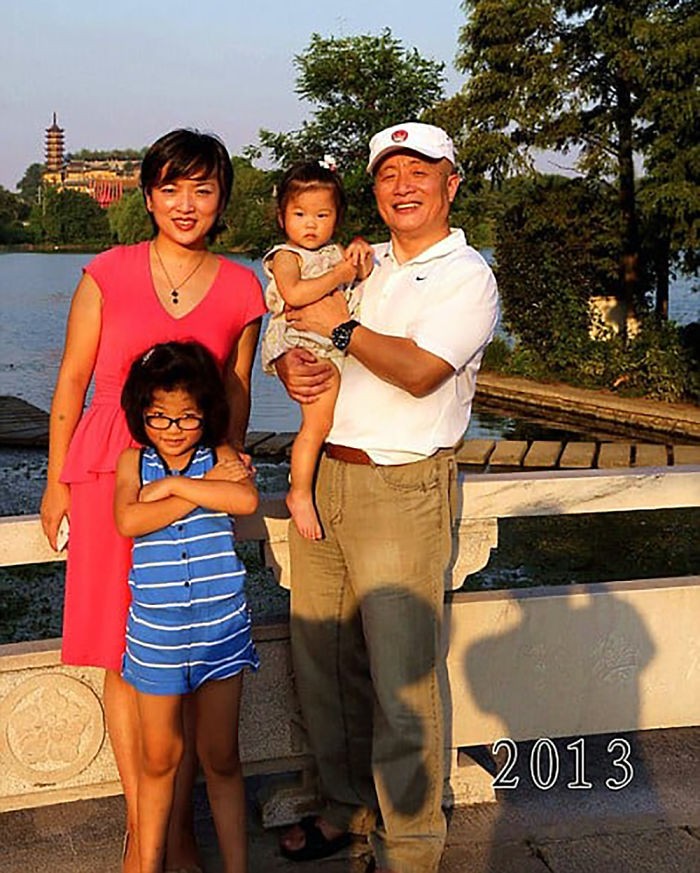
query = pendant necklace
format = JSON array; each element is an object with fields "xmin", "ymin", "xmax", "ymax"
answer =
[{"xmin": 152, "ymin": 242, "xmax": 207, "ymax": 305}]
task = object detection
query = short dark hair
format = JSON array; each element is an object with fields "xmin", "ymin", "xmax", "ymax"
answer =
[
  {"xmin": 277, "ymin": 162, "xmax": 347, "ymax": 234},
  {"xmin": 140, "ymin": 129, "xmax": 233, "ymax": 241},
  {"xmin": 121, "ymin": 341, "xmax": 229, "ymax": 448}
]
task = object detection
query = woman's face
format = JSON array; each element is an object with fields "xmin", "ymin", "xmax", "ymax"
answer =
[{"xmin": 145, "ymin": 172, "xmax": 222, "ymax": 248}]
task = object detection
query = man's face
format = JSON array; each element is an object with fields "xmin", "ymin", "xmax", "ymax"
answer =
[{"xmin": 373, "ymin": 151, "xmax": 460, "ymax": 246}]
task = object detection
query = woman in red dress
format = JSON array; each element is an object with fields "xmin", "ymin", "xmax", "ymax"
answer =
[{"xmin": 40, "ymin": 129, "xmax": 266, "ymax": 873}]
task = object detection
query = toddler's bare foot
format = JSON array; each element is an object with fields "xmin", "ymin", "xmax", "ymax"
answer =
[{"xmin": 286, "ymin": 489, "xmax": 323, "ymax": 540}]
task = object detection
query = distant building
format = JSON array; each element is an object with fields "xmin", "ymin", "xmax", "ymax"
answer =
[
  {"xmin": 41, "ymin": 113, "xmax": 140, "ymax": 208},
  {"xmin": 45, "ymin": 113, "xmax": 65, "ymax": 173}
]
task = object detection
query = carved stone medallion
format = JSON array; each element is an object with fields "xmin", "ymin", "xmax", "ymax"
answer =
[{"xmin": 0, "ymin": 674, "xmax": 104, "ymax": 784}]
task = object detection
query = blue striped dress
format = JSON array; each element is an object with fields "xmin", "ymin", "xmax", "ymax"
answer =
[{"xmin": 121, "ymin": 445, "xmax": 259, "ymax": 694}]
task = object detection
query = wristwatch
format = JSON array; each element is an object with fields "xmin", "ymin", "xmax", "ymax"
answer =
[{"xmin": 331, "ymin": 319, "xmax": 361, "ymax": 352}]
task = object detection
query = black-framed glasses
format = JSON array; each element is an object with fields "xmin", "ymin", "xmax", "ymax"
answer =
[{"xmin": 144, "ymin": 413, "xmax": 204, "ymax": 431}]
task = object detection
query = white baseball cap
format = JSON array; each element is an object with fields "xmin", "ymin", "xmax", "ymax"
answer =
[{"xmin": 367, "ymin": 122, "xmax": 456, "ymax": 174}]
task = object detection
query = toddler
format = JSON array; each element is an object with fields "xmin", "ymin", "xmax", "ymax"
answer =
[{"xmin": 261, "ymin": 162, "xmax": 373, "ymax": 538}]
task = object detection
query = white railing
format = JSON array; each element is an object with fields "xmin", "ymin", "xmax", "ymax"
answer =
[{"xmin": 1, "ymin": 465, "xmax": 699, "ymax": 819}]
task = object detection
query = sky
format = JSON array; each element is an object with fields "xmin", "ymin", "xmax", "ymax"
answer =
[{"xmin": 0, "ymin": 0, "xmax": 474, "ymax": 191}]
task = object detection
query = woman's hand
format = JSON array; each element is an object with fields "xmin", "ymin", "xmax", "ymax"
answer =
[
  {"xmin": 275, "ymin": 347, "xmax": 336, "ymax": 404},
  {"xmin": 40, "ymin": 482, "xmax": 71, "ymax": 551}
]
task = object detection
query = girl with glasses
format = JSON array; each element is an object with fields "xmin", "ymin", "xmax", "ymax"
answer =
[{"xmin": 115, "ymin": 340, "xmax": 259, "ymax": 873}]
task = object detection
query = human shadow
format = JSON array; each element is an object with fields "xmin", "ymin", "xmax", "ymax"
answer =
[{"xmin": 458, "ymin": 582, "xmax": 660, "ymax": 872}]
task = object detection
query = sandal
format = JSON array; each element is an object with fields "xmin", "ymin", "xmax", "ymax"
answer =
[{"xmin": 279, "ymin": 816, "xmax": 352, "ymax": 862}]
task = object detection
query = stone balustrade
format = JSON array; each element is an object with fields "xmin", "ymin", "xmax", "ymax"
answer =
[{"xmin": 1, "ymin": 464, "xmax": 699, "ymax": 824}]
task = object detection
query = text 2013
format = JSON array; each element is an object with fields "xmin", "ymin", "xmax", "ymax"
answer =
[{"xmin": 491, "ymin": 737, "xmax": 634, "ymax": 790}]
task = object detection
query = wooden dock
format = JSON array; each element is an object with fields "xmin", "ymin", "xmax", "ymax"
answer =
[
  {"xmin": 2, "ymin": 396, "xmax": 700, "ymax": 470},
  {"xmin": 244, "ymin": 430, "xmax": 700, "ymax": 470},
  {"xmin": 0, "ymin": 397, "xmax": 51, "ymax": 447}
]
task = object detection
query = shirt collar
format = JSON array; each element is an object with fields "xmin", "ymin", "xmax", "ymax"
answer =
[{"xmin": 384, "ymin": 228, "xmax": 466, "ymax": 267}]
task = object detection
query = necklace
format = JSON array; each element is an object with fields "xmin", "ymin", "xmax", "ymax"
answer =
[{"xmin": 152, "ymin": 242, "xmax": 207, "ymax": 305}]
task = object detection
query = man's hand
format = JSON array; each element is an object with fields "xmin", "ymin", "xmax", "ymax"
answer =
[
  {"xmin": 286, "ymin": 291, "xmax": 351, "ymax": 339},
  {"xmin": 275, "ymin": 347, "xmax": 336, "ymax": 404}
]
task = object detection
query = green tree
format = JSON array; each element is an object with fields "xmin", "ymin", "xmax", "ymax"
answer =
[
  {"xmin": 0, "ymin": 186, "xmax": 31, "ymax": 243},
  {"xmin": 67, "ymin": 148, "xmax": 146, "ymax": 161},
  {"xmin": 33, "ymin": 187, "xmax": 111, "ymax": 246},
  {"xmin": 491, "ymin": 174, "xmax": 696, "ymax": 400},
  {"xmin": 219, "ymin": 157, "xmax": 275, "ymax": 256},
  {"xmin": 454, "ymin": 0, "xmax": 699, "ymax": 327},
  {"xmin": 107, "ymin": 188, "xmax": 152, "ymax": 244},
  {"xmin": 254, "ymin": 29, "xmax": 445, "ymax": 240},
  {"xmin": 16, "ymin": 163, "xmax": 45, "ymax": 205},
  {"xmin": 496, "ymin": 175, "xmax": 619, "ymax": 364},
  {"xmin": 636, "ymin": 1, "xmax": 700, "ymax": 317}
]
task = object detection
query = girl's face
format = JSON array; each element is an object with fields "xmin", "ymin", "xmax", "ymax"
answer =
[
  {"xmin": 145, "ymin": 171, "xmax": 221, "ymax": 249},
  {"xmin": 143, "ymin": 387, "xmax": 203, "ymax": 468},
  {"xmin": 281, "ymin": 187, "xmax": 338, "ymax": 251}
]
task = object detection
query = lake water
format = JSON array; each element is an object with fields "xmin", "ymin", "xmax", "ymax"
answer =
[{"xmin": 1, "ymin": 250, "xmax": 697, "ymax": 437}]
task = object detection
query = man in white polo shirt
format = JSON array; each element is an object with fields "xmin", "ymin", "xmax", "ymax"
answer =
[{"xmin": 276, "ymin": 122, "xmax": 499, "ymax": 873}]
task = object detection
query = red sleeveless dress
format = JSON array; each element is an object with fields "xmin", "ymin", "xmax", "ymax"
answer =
[{"xmin": 60, "ymin": 242, "xmax": 265, "ymax": 669}]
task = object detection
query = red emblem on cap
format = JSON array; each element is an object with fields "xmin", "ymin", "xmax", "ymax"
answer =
[{"xmin": 391, "ymin": 129, "xmax": 409, "ymax": 142}]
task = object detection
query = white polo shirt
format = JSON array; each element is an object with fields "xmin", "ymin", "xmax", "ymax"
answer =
[{"xmin": 328, "ymin": 229, "xmax": 499, "ymax": 464}]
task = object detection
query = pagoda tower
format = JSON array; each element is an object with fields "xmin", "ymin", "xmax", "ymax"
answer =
[{"xmin": 45, "ymin": 113, "xmax": 65, "ymax": 172}]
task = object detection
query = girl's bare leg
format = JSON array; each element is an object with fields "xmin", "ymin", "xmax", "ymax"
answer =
[
  {"xmin": 103, "ymin": 670, "xmax": 141, "ymax": 873},
  {"xmin": 164, "ymin": 695, "xmax": 201, "ymax": 871},
  {"xmin": 196, "ymin": 674, "xmax": 246, "ymax": 873},
  {"xmin": 136, "ymin": 692, "xmax": 184, "ymax": 873},
  {"xmin": 287, "ymin": 364, "xmax": 340, "ymax": 539}
]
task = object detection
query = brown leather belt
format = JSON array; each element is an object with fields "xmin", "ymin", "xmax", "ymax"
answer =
[{"xmin": 324, "ymin": 443, "xmax": 373, "ymax": 465}]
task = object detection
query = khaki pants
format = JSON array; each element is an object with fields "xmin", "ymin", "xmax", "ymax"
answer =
[{"xmin": 289, "ymin": 449, "xmax": 457, "ymax": 873}]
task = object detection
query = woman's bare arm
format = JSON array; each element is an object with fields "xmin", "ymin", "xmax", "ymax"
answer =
[
  {"xmin": 40, "ymin": 273, "xmax": 102, "ymax": 549},
  {"xmin": 225, "ymin": 317, "xmax": 261, "ymax": 451}
]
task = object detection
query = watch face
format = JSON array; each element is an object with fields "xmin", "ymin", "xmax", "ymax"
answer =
[
  {"xmin": 332, "ymin": 325, "xmax": 350, "ymax": 350},
  {"xmin": 332, "ymin": 320, "xmax": 358, "ymax": 351}
]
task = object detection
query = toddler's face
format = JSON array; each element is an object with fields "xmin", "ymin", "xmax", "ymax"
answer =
[{"xmin": 282, "ymin": 187, "xmax": 337, "ymax": 251}]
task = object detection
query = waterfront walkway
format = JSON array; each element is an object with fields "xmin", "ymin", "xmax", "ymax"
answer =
[
  {"xmin": 475, "ymin": 373, "xmax": 700, "ymax": 442},
  {"xmin": 2, "ymin": 727, "xmax": 698, "ymax": 872}
]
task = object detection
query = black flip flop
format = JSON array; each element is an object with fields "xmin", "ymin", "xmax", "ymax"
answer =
[{"xmin": 279, "ymin": 816, "xmax": 352, "ymax": 862}]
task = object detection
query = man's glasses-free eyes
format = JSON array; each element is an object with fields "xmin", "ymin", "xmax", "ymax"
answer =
[{"xmin": 144, "ymin": 414, "xmax": 204, "ymax": 431}]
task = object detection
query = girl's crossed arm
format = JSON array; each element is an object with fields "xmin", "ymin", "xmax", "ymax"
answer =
[
  {"xmin": 272, "ymin": 249, "xmax": 357, "ymax": 308},
  {"xmin": 114, "ymin": 446, "xmax": 259, "ymax": 538}
]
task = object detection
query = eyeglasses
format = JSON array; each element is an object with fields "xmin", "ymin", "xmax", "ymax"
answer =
[{"xmin": 144, "ymin": 413, "xmax": 204, "ymax": 431}]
